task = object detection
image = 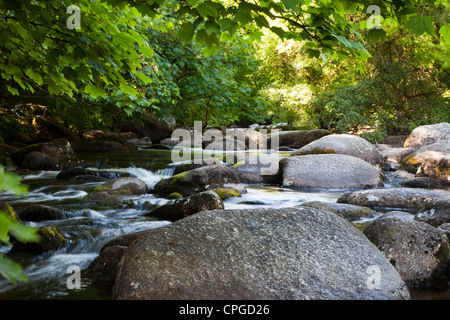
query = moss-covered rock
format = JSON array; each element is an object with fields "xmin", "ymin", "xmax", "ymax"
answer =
[
  {"xmin": 213, "ymin": 188, "xmax": 241, "ymax": 200},
  {"xmin": 0, "ymin": 202, "xmax": 20, "ymax": 222},
  {"xmin": 11, "ymin": 224, "xmax": 67, "ymax": 254},
  {"xmin": 167, "ymin": 192, "xmax": 183, "ymax": 199},
  {"xmin": 83, "ymin": 177, "xmax": 148, "ymax": 206},
  {"xmin": 153, "ymin": 164, "xmax": 243, "ymax": 197}
]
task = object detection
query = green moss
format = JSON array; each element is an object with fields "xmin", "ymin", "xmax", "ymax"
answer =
[
  {"xmin": 168, "ymin": 192, "xmax": 183, "ymax": 199},
  {"xmin": 231, "ymin": 161, "xmax": 245, "ymax": 168},
  {"xmin": 213, "ymin": 188, "xmax": 241, "ymax": 200},
  {"xmin": 167, "ymin": 171, "xmax": 189, "ymax": 186},
  {"xmin": 293, "ymin": 148, "xmax": 337, "ymax": 156}
]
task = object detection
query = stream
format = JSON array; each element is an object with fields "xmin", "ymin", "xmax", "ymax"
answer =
[{"xmin": 0, "ymin": 147, "xmax": 449, "ymax": 300}]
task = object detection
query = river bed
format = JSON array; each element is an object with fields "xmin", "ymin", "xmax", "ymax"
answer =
[{"xmin": 0, "ymin": 148, "xmax": 449, "ymax": 300}]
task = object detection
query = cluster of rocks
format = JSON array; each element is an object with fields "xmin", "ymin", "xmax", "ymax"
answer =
[{"xmin": 2, "ymin": 118, "xmax": 450, "ymax": 300}]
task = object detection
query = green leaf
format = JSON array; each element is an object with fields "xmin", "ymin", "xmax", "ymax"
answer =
[
  {"xmin": 135, "ymin": 72, "xmax": 153, "ymax": 85},
  {"xmin": 0, "ymin": 166, "xmax": 28, "ymax": 196},
  {"xmin": 197, "ymin": 2, "xmax": 219, "ymax": 18},
  {"xmin": 439, "ymin": 24, "xmax": 450, "ymax": 43},
  {"xmin": 281, "ymin": 0, "xmax": 300, "ymax": 12},
  {"xmin": 0, "ymin": 253, "xmax": 29, "ymax": 284},
  {"xmin": 178, "ymin": 21, "xmax": 195, "ymax": 44},
  {"xmin": 84, "ymin": 83, "xmax": 107, "ymax": 99},
  {"xmin": 366, "ymin": 28, "xmax": 387, "ymax": 44},
  {"xmin": 139, "ymin": 46, "xmax": 154, "ymax": 57},
  {"xmin": 8, "ymin": 221, "xmax": 40, "ymax": 244},
  {"xmin": 204, "ymin": 20, "xmax": 220, "ymax": 36},
  {"xmin": 0, "ymin": 213, "xmax": 11, "ymax": 245},
  {"xmin": 219, "ymin": 18, "xmax": 239, "ymax": 35},
  {"xmin": 25, "ymin": 69, "xmax": 43, "ymax": 85},
  {"xmin": 119, "ymin": 83, "xmax": 138, "ymax": 97},
  {"xmin": 7, "ymin": 86, "xmax": 19, "ymax": 96},
  {"xmin": 185, "ymin": 0, "xmax": 197, "ymax": 6},
  {"xmin": 405, "ymin": 15, "xmax": 434, "ymax": 36}
]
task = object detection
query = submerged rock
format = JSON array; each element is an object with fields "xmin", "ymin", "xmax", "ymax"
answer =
[
  {"xmin": 19, "ymin": 204, "xmax": 66, "ymax": 222},
  {"xmin": 291, "ymin": 134, "xmax": 383, "ymax": 165},
  {"xmin": 337, "ymin": 188, "xmax": 450, "ymax": 210},
  {"xmin": 280, "ymin": 154, "xmax": 384, "ymax": 189},
  {"xmin": 146, "ymin": 191, "xmax": 224, "ymax": 221},
  {"xmin": 113, "ymin": 207, "xmax": 410, "ymax": 300},
  {"xmin": 364, "ymin": 214, "xmax": 450, "ymax": 288}
]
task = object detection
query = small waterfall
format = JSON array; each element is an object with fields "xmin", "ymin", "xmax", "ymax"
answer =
[{"xmin": 155, "ymin": 167, "xmax": 176, "ymax": 179}]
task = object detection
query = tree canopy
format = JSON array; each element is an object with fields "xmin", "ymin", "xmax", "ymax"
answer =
[{"xmin": 1, "ymin": 0, "xmax": 449, "ymax": 109}]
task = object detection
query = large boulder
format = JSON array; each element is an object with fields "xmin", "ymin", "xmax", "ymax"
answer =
[
  {"xmin": 113, "ymin": 207, "xmax": 410, "ymax": 300},
  {"xmin": 267, "ymin": 129, "xmax": 329, "ymax": 149},
  {"xmin": 291, "ymin": 134, "xmax": 383, "ymax": 165},
  {"xmin": 403, "ymin": 122, "xmax": 450, "ymax": 148},
  {"xmin": 280, "ymin": 154, "xmax": 384, "ymax": 189},
  {"xmin": 415, "ymin": 197, "xmax": 450, "ymax": 227},
  {"xmin": 363, "ymin": 214, "xmax": 450, "ymax": 288},
  {"xmin": 10, "ymin": 138, "xmax": 73, "ymax": 169},
  {"xmin": 146, "ymin": 191, "xmax": 224, "ymax": 221},
  {"xmin": 400, "ymin": 142, "xmax": 450, "ymax": 186},
  {"xmin": 337, "ymin": 188, "xmax": 450, "ymax": 210},
  {"xmin": 153, "ymin": 164, "xmax": 243, "ymax": 197},
  {"xmin": 83, "ymin": 177, "xmax": 149, "ymax": 206}
]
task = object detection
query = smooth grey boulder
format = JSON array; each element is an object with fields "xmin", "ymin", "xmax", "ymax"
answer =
[
  {"xmin": 364, "ymin": 214, "xmax": 450, "ymax": 288},
  {"xmin": 280, "ymin": 154, "xmax": 384, "ymax": 189},
  {"xmin": 338, "ymin": 188, "xmax": 450, "ymax": 210},
  {"xmin": 403, "ymin": 122, "xmax": 450, "ymax": 148},
  {"xmin": 113, "ymin": 207, "xmax": 410, "ymax": 300},
  {"xmin": 291, "ymin": 134, "xmax": 383, "ymax": 165},
  {"xmin": 146, "ymin": 191, "xmax": 224, "ymax": 221}
]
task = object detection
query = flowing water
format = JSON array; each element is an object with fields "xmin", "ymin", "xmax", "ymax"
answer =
[{"xmin": 0, "ymin": 148, "xmax": 449, "ymax": 300}]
